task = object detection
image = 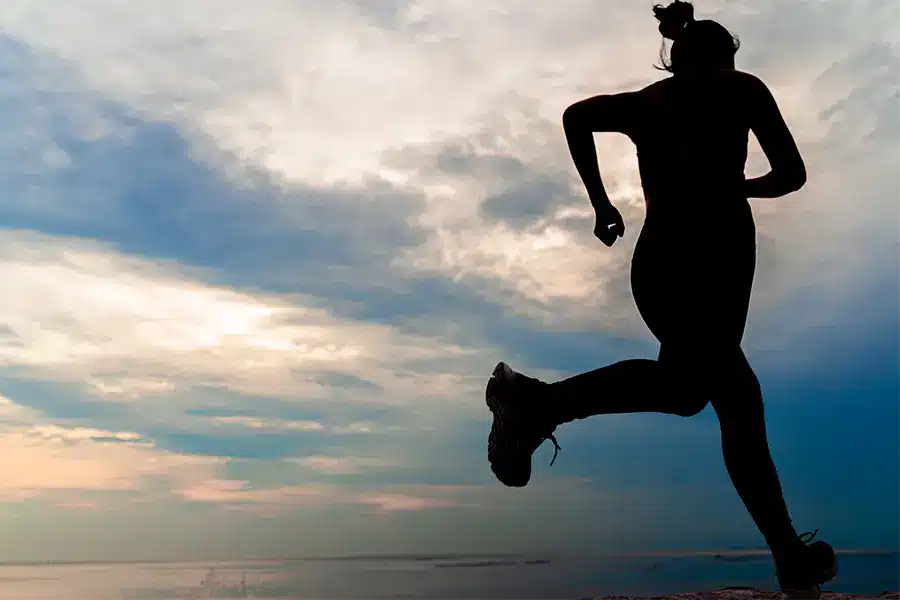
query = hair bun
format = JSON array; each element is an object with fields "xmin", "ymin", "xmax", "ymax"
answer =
[{"xmin": 653, "ymin": 1, "xmax": 695, "ymax": 41}]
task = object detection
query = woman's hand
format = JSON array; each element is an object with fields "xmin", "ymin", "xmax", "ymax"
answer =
[{"xmin": 593, "ymin": 201, "xmax": 625, "ymax": 247}]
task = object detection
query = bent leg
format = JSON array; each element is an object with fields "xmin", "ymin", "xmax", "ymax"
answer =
[{"xmin": 545, "ymin": 347, "xmax": 709, "ymax": 424}]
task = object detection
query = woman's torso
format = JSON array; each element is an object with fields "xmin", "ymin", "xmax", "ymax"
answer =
[{"xmin": 629, "ymin": 70, "xmax": 753, "ymax": 229}]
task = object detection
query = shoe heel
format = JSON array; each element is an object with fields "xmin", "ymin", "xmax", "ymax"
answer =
[
  {"xmin": 824, "ymin": 559, "xmax": 838, "ymax": 582},
  {"xmin": 782, "ymin": 584, "xmax": 820, "ymax": 600}
]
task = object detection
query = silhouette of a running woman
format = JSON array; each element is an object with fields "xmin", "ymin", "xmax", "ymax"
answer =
[{"xmin": 485, "ymin": 1, "xmax": 838, "ymax": 596}]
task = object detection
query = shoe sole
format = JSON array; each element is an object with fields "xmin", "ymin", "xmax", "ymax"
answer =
[
  {"xmin": 781, "ymin": 559, "xmax": 838, "ymax": 600},
  {"xmin": 486, "ymin": 363, "xmax": 529, "ymax": 487},
  {"xmin": 783, "ymin": 586, "xmax": 821, "ymax": 600}
]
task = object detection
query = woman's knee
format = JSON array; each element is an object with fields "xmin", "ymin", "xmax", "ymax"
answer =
[
  {"xmin": 658, "ymin": 343, "xmax": 757, "ymax": 418},
  {"xmin": 710, "ymin": 370, "xmax": 765, "ymax": 429},
  {"xmin": 673, "ymin": 394, "xmax": 710, "ymax": 418},
  {"xmin": 656, "ymin": 358, "xmax": 711, "ymax": 417}
]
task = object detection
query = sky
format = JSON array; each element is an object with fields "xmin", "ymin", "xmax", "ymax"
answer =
[{"xmin": 0, "ymin": 0, "xmax": 896, "ymax": 563}]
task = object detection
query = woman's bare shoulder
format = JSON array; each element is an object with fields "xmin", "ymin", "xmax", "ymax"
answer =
[
  {"xmin": 638, "ymin": 78, "xmax": 671, "ymax": 95},
  {"xmin": 727, "ymin": 69, "xmax": 770, "ymax": 92}
]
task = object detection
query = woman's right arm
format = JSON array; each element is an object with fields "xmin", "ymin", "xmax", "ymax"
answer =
[{"xmin": 744, "ymin": 74, "xmax": 807, "ymax": 198}]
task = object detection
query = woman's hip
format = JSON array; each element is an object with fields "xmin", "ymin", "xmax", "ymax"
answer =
[{"xmin": 630, "ymin": 226, "xmax": 757, "ymax": 343}]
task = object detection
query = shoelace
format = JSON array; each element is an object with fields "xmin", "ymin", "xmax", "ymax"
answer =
[
  {"xmin": 798, "ymin": 529, "xmax": 819, "ymax": 544},
  {"xmin": 546, "ymin": 434, "xmax": 561, "ymax": 466}
]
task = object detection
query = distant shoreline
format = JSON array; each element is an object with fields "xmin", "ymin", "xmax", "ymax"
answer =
[{"xmin": 0, "ymin": 548, "xmax": 896, "ymax": 566}]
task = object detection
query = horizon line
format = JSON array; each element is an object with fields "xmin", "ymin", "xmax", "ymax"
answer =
[{"xmin": 0, "ymin": 547, "xmax": 897, "ymax": 566}]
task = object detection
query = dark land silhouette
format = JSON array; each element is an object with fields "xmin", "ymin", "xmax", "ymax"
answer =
[{"xmin": 485, "ymin": 2, "xmax": 840, "ymax": 598}]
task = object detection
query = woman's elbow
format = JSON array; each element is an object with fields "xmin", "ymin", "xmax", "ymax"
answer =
[
  {"xmin": 791, "ymin": 165, "xmax": 807, "ymax": 192},
  {"xmin": 778, "ymin": 158, "xmax": 807, "ymax": 193},
  {"xmin": 562, "ymin": 103, "xmax": 584, "ymax": 130}
]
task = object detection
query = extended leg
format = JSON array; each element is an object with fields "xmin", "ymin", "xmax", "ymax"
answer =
[
  {"xmin": 707, "ymin": 346, "xmax": 802, "ymax": 560},
  {"xmin": 546, "ymin": 343, "xmax": 803, "ymax": 560}
]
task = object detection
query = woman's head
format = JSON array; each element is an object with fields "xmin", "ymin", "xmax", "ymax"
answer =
[{"xmin": 652, "ymin": 1, "xmax": 740, "ymax": 75}]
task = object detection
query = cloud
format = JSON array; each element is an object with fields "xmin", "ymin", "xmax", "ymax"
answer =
[
  {"xmin": 173, "ymin": 478, "xmax": 470, "ymax": 515},
  {"xmin": 175, "ymin": 480, "xmax": 332, "ymax": 506},
  {"xmin": 1, "ymin": 0, "xmax": 894, "ymax": 347},
  {"xmin": 0, "ymin": 420, "xmax": 222, "ymax": 502},
  {"xmin": 355, "ymin": 493, "xmax": 460, "ymax": 514},
  {"xmin": 287, "ymin": 455, "xmax": 395, "ymax": 475},
  {"xmin": 0, "ymin": 0, "xmax": 649, "ymax": 186},
  {"xmin": 331, "ymin": 422, "xmax": 387, "ymax": 435},
  {"xmin": 0, "ymin": 392, "xmax": 40, "ymax": 424},
  {"xmin": 212, "ymin": 417, "xmax": 326, "ymax": 432},
  {"xmin": 385, "ymin": 133, "xmax": 640, "ymax": 329},
  {"xmin": 0, "ymin": 230, "xmax": 486, "ymax": 407},
  {"xmin": 0, "ymin": 392, "xmax": 471, "ymax": 513},
  {"xmin": 24, "ymin": 424, "xmax": 148, "ymax": 445}
]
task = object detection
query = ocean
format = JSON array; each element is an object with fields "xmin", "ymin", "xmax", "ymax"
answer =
[{"xmin": 0, "ymin": 552, "xmax": 896, "ymax": 599}]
